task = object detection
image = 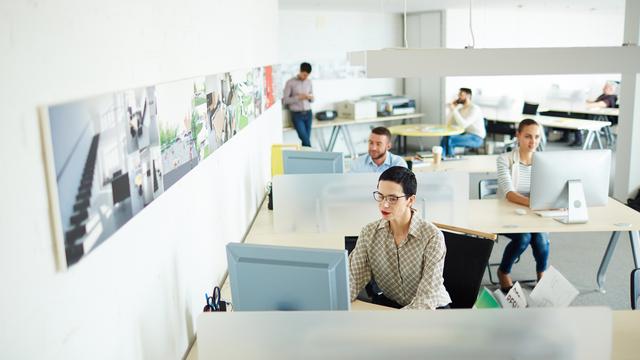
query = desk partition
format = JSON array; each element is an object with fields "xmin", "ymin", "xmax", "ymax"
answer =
[{"xmin": 272, "ymin": 172, "xmax": 469, "ymax": 234}]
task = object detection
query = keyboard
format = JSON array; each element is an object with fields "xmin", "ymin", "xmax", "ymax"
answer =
[{"xmin": 534, "ymin": 209, "xmax": 568, "ymax": 218}]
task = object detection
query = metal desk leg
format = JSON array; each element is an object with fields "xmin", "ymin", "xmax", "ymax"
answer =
[
  {"xmin": 582, "ymin": 131, "xmax": 594, "ymax": 150},
  {"xmin": 341, "ymin": 126, "xmax": 357, "ymax": 158},
  {"xmin": 315, "ymin": 128, "xmax": 328, "ymax": 151},
  {"xmin": 595, "ymin": 130, "xmax": 604, "ymax": 149},
  {"xmin": 597, "ymin": 231, "xmax": 621, "ymax": 293},
  {"xmin": 630, "ymin": 230, "xmax": 640, "ymax": 268},
  {"xmin": 327, "ymin": 126, "xmax": 341, "ymax": 152}
]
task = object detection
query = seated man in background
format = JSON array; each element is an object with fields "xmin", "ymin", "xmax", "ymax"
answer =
[
  {"xmin": 440, "ymin": 88, "xmax": 486, "ymax": 157},
  {"xmin": 351, "ymin": 126, "xmax": 407, "ymax": 173},
  {"xmin": 569, "ymin": 81, "xmax": 618, "ymax": 147}
]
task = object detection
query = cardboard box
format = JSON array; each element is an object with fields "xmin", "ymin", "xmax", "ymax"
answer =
[{"xmin": 336, "ymin": 100, "xmax": 377, "ymax": 120}]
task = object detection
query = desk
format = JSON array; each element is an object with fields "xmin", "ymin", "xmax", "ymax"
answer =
[
  {"xmin": 439, "ymin": 198, "xmax": 640, "ymax": 292},
  {"xmin": 411, "ymin": 154, "xmax": 497, "ymax": 174},
  {"xmin": 285, "ymin": 113, "xmax": 424, "ymax": 158},
  {"xmin": 487, "ymin": 113, "xmax": 611, "ymax": 150},
  {"xmin": 542, "ymin": 107, "xmax": 618, "ymax": 146},
  {"xmin": 388, "ymin": 123, "xmax": 464, "ymax": 154},
  {"xmin": 190, "ymin": 308, "xmax": 640, "ymax": 360}
]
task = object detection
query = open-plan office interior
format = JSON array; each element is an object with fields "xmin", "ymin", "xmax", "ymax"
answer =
[{"xmin": 2, "ymin": 0, "xmax": 640, "ymax": 359}]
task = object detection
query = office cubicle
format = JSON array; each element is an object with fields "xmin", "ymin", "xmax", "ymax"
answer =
[{"xmin": 272, "ymin": 172, "xmax": 469, "ymax": 234}]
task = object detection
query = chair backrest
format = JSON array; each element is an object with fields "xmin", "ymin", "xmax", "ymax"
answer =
[
  {"xmin": 478, "ymin": 178, "xmax": 498, "ymax": 200},
  {"xmin": 631, "ymin": 268, "xmax": 640, "ymax": 309},
  {"xmin": 484, "ymin": 119, "xmax": 516, "ymax": 136},
  {"xmin": 442, "ymin": 231, "xmax": 495, "ymax": 308},
  {"xmin": 522, "ymin": 101, "xmax": 539, "ymax": 115}
]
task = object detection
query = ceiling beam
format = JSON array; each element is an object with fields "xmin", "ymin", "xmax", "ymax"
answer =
[{"xmin": 349, "ymin": 47, "xmax": 640, "ymax": 77}]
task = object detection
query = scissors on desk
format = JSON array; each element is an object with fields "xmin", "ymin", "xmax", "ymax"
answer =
[{"xmin": 203, "ymin": 286, "xmax": 222, "ymax": 312}]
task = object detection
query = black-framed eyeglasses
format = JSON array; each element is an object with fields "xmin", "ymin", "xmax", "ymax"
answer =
[{"xmin": 373, "ymin": 191, "xmax": 408, "ymax": 205}]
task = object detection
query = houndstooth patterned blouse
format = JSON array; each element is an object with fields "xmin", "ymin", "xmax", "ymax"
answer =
[{"xmin": 349, "ymin": 215, "xmax": 451, "ymax": 310}]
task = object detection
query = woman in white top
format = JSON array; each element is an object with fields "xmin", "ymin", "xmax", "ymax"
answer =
[{"xmin": 496, "ymin": 119, "xmax": 550, "ymax": 291}]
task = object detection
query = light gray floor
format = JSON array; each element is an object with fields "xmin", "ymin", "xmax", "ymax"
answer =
[{"xmin": 482, "ymin": 230, "xmax": 636, "ymax": 310}]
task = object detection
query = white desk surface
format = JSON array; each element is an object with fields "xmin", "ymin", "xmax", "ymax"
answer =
[
  {"xmin": 411, "ymin": 154, "xmax": 497, "ymax": 174},
  {"xmin": 284, "ymin": 113, "xmax": 424, "ymax": 131},
  {"xmin": 489, "ymin": 113, "xmax": 611, "ymax": 131},
  {"xmin": 445, "ymin": 198, "xmax": 640, "ymax": 234},
  {"xmin": 188, "ymin": 309, "xmax": 638, "ymax": 360},
  {"xmin": 543, "ymin": 106, "xmax": 619, "ymax": 117}
]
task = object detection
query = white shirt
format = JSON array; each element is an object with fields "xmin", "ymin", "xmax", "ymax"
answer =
[{"xmin": 446, "ymin": 103, "xmax": 486, "ymax": 139}]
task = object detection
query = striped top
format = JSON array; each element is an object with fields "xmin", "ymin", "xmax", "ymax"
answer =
[{"xmin": 496, "ymin": 150, "xmax": 532, "ymax": 197}]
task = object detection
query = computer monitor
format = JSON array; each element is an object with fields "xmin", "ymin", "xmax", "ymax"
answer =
[
  {"xmin": 530, "ymin": 149, "xmax": 611, "ymax": 223},
  {"xmin": 226, "ymin": 243, "xmax": 350, "ymax": 311},
  {"xmin": 282, "ymin": 150, "xmax": 343, "ymax": 174}
]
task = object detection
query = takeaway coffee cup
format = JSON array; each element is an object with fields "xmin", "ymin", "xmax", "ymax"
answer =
[{"xmin": 432, "ymin": 146, "xmax": 443, "ymax": 164}]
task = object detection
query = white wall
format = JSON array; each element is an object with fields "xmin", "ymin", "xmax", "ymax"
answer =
[
  {"xmin": 278, "ymin": 10, "xmax": 403, "ymax": 154},
  {"xmin": 0, "ymin": 1, "xmax": 279, "ymax": 359},
  {"xmin": 444, "ymin": 7, "xmax": 625, "ymax": 113}
]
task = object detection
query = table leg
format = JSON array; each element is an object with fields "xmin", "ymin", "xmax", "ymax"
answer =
[
  {"xmin": 341, "ymin": 126, "xmax": 357, "ymax": 158},
  {"xmin": 315, "ymin": 128, "xmax": 328, "ymax": 151},
  {"xmin": 595, "ymin": 130, "xmax": 604, "ymax": 149},
  {"xmin": 597, "ymin": 231, "xmax": 622, "ymax": 293},
  {"xmin": 630, "ymin": 231, "xmax": 640, "ymax": 268},
  {"xmin": 327, "ymin": 126, "xmax": 341, "ymax": 152},
  {"xmin": 582, "ymin": 131, "xmax": 594, "ymax": 150}
]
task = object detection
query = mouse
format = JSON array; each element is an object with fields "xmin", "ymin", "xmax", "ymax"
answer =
[{"xmin": 515, "ymin": 208, "xmax": 527, "ymax": 215}]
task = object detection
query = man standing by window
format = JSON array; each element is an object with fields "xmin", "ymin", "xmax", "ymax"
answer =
[{"xmin": 283, "ymin": 62, "xmax": 314, "ymax": 147}]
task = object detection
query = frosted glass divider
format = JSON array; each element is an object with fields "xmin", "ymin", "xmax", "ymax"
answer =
[{"xmin": 273, "ymin": 172, "xmax": 469, "ymax": 234}]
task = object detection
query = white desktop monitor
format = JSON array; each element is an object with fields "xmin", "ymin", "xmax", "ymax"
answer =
[
  {"xmin": 226, "ymin": 243, "xmax": 350, "ymax": 311},
  {"xmin": 282, "ymin": 150, "xmax": 344, "ymax": 174},
  {"xmin": 530, "ymin": 150, "xmax": 611, "ymax": 222}
]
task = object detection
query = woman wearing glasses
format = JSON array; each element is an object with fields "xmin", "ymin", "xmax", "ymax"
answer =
[{"xmin": 348, "ymin": 166, "xmax": 451, "ymax": 309}]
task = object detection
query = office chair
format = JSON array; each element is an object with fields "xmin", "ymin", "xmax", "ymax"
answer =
[
  {"xmin": 441, "ymin": 230, "xmax": 494, "ymax": 308},
  {"xmin": 478, "ymin": 179, "xmax": 536, "ymax": 286},
  {"xmin": 522, "ymin": 101, "xmax": 539, "ymax": 115},
  {"xmin": 632, "ymin": 268, "xmax": 640, "ymax": 309},
  {"xmin": 344, "ymin": 236, "xmax": 382, "ymax": 301}
]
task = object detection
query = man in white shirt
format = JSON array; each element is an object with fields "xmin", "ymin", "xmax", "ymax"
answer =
[
  {"xmin": 440, "ymin": 88, "xmax": 486, "ymax": 157},
  {"xmin": 351, "ymin": 127, "xmax": 407, "ymax": 173}
]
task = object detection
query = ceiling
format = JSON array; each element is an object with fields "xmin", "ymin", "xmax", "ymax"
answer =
[{"xmin": 279, "ymin": 0, "xmax": 625, "ymax": 14}]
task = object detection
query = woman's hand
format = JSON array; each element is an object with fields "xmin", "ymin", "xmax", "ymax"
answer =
[{"xmin": 506, "ymin": 191, "xmax": 530, "ymax": 207}]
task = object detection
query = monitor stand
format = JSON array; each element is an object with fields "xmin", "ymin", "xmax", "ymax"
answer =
[{"xmin": 556, "ymin": 180, "xmax": 589, "ymax": 224}]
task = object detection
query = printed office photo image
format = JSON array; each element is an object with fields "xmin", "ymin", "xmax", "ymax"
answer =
[
  {"xmin": 41, "ymin": 65, "xmax": 278, "ymax": 270},
  {"xmin": 41, "ymin": 86, "xmax": 164, "ymax": 269},
  {"xmin": 156, "ymin": 79, "xmax": 202, "ymax": 190}
]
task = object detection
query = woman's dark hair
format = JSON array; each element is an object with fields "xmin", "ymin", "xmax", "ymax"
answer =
[
  {"xmin": 378, "ymin": 166, "xmax": 417, "ymax": 197},
  {"xmin": 517, "ymin": 118, "xmax": 540, "ymax": 132},
  {"xmin": 300, "ymin": 62, "xmax": 312, "ymax": 73}
]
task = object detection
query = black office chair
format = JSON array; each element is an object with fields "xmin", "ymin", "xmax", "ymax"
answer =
[
  {"xmin": 345, "ymin": 236, "xmax": 382, "ymax": 301},
  {"xmin": 631, "ymin": 268, "xmax": 640, "ymax": 309},
  {"xmin": 522, "ymin": 101, "xmax": 539, "ymax": 115},
  {"xmin": 478, "ymin": 179, "xmax": 536, "ymax": 286},
  {"xmin": 442, "ymin": 230, "xmax": 494, "ymax": 308}
]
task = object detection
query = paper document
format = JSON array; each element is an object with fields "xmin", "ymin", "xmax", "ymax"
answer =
[
  {"xmin": 494, "ymin": 282, "xmax": 528, "ymax": 308},
  {"xmin": 529, "ymin": 266, "xmax": 579, "ymax": 307},
  {"xmin": 474, "ymin": 287, "xmax": 501, "ymax": 309}
]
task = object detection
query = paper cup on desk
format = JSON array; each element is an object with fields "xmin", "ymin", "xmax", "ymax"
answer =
[{"xmin": 432, "ymin": 146, "xmax": 443, "ymax": 164}]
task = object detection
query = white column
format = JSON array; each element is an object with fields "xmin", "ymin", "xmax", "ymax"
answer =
[{"xmin": 614, "ymin": 1, "xmax": 640, "ymax": 200}]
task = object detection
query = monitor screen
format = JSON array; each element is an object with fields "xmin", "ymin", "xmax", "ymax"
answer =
[
  {"xmin": 282, "ymin": 150, "xmax": 343, "ymax": 174},
  {"xmin": 226, "ymin": 243, "xmax": 350, "ymax": 311},
  {"xmin": 530, "ymin": 150, "xmax": 611, "ymax": 210}
]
